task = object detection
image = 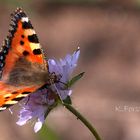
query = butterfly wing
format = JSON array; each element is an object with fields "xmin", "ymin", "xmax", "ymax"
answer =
[
  {"xmin": 0, "ymin": 81, "xmax": 38, "ymax": 111},
  {"xmin": 1, "ymin": 8, "xmax": 48, "ymax": 81},
  {"xmin": 0, "ymin": 8, "xmax": 48, "ymax": 111}
]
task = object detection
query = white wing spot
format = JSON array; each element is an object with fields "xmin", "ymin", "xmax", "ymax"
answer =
[
  {"xmin": 21, "ymin": 17, "xmax": 29, "ymax": 22},
  {"xmin": 0, "ymin": 107, "xmax": 6, "ymax": 111}
]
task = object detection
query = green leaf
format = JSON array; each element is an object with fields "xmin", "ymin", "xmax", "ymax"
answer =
[
  {"xmin": 63, "ymin": 96, "xmax": 72, "ymax": 105},
  {"xmin": 67, "ymin": 72, "xmax": 85, "ymax": 88}
]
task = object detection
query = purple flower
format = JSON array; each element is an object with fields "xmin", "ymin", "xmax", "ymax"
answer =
[{"xmin": 16, "ymin": 48, "xmax": 80, "ymax": 132}]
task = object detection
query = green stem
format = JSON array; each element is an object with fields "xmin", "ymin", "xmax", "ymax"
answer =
[{"xmin": 62, "ymin": 103, "xmax": 101, "ymax": 140}]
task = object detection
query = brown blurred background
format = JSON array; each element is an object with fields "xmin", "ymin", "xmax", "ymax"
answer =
[{"xmin": 1, "ymin": 0, "xmax": 140, "ymax": 140}]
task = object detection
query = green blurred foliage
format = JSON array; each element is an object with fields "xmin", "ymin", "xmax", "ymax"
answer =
[
  {"xmin": 136, "ymin": 0, "xmax": 140, "ymax": 6},
  {"xmin": 0, "ymin": 0, "xmax": 31, "ymax": 9},
  {"xmin": 37, "ymin": 124, "xmax": 60, "ymax": 140},
  {"xmin": 2, "ymin": 0, "xmax": 140, "ymax": 8},
  {"xmin": 47, "ymin": 0, "xmax": 98, "ymax": 4}
]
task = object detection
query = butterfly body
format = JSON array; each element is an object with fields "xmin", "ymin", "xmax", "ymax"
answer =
[
  {"xmin": 7, "ymin": 57, "xmax": 49, "ymax": 86},
  {"xmin": 0, "ymin": 8, "xmax": 50, "ymax": 111}
]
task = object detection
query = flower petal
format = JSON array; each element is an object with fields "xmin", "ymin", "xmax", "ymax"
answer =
[
  {"xmin": 34, "ymin": 121, "xmax": 43, "ymax": 133},
  {"xmin": 16, "ymin": 48, "xmax": 81, "ymax": 132}
]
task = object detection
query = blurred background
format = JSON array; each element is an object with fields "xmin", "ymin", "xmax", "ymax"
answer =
[{"xmin": 1, "ymin": 0, "xmax": 140, "ymax": 140}]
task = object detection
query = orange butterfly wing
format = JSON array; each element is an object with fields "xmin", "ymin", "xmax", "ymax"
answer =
[
  {"xmin": 0, "ymin": 82, "xmax": 38, "ymax": 111},
  {"xmin": 1, "ymin": 8, "xmax": 47, "ymax": 80},
  {"xmin": 0, "ymin": 8, "xmax": 48, "ymax": 111}
]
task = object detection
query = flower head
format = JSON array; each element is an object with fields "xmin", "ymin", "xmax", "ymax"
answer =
[{"xmin": 16, "ymin": 48, "xmax": 80, "ymax": 132}]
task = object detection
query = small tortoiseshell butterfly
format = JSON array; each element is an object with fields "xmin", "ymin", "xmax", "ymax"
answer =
[{"xmin": 0, "ymin": 8, "xmax": 51, "ymax": 111}]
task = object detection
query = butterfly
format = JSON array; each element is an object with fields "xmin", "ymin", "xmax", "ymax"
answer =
[{"xmin": 0, "ymin": 8, "xmax": 52, "ymax": 111}]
